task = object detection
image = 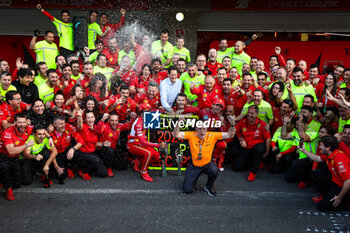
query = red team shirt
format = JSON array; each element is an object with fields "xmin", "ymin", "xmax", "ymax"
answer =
[
  {"xmin": 78, "ymin": 122, "xmax": 103, "ymax": 153},
  {"xmin": 321, "ymin": 149, "xmax": 350, "ymax": 187},
  {"xmin": 235, "ymin": 117, "xmax": 271, "ymax": 149},
  {"xmin": 0, "ymin": 126, "xmax": 33, "ymax": 157},
  {"xmin": 98, "ymin": 121, "xmax": 132, "ymax": 149},
  {"xmin": 191, "ymin": 85, "xmax": 224, "ymax": 109},
  {"xmin": 50, "ymin": 123, "xmax": 84, "ymax": 153}
]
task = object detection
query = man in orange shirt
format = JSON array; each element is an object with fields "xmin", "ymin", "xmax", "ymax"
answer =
[{"xmin": 173, "ymin": 115, "xmax": 235, "ymax": 196}]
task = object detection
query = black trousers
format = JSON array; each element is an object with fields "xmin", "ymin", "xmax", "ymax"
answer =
[
  {"xmin": 312, "ymin": 162, "xmax": 332, "ymax": 195},
  {"xmin": 0, "ymin": 154, "xmax": 24, "ymax": 189},
  {"xmin": 60, "ymin": 47, "xmax": 75, "ymax": 59},
  {"xmin": 285, "ymin": 157, "xmax": 313, "ymax": 183},
  {"xmin": 318, "ymin": 182, "xmax": 350, "ymax": 211},
  {"xmin": 55, "ymin": 146, "xmax": 80, "ymax": 180},
  {"xmin": 268, "ymin": 151, "xmax": 298, "ymax": 173},
  {"xmin": 96, "ymin": 146, "xmax": 128, "ymax": 170},
  {"xmin": 233, "ymin": 143, "xmax": 266, "ymax": 174},
  {"xmin": 183, "ymin": 162, "xmax": 218, "ymax": 194},
  {"xmin": 77, "ymin": 151, "xmax": 107, "ymax": 177}
]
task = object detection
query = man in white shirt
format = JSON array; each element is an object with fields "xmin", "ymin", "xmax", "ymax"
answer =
[{"xmin": 160, "ymin": 66, "xmax": 182, "ymax": 113}]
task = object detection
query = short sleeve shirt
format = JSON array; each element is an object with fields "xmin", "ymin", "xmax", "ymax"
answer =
[{"xmin": 184, "ymin": 131, "xmax": 222, "ymax": 167}]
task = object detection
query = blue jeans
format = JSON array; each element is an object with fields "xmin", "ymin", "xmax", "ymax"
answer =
[{"xmin": 183, "ymin": 161, "xmax": 218, "ymax": 194}]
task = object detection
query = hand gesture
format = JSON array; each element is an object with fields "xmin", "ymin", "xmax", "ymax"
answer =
[
  {"xmin": 36, "ymin": 154, "xmax": 43, "ymax": 161},
  {"xmin": 102, "ymin": 113, "xmax": 109, "ymax": 122},
  {"xmin": 120, "ymin": 8, "xmax": 126, "ymax": 15},
  {"xmin": 190, "ymin": 83, "xmax": 195, "ymax": 90},
  {"xmin": 275, "ymin": 46, "xmax": 281, "ymax": 55},
  {"xmin": 55, "ymin": 166, "xmax": 64, "ymax": 175},
  {"xmin": 76, "ymin": 108, "xmax": 84, "ymax": 117},
  {"xmin": 103, "ymin": 140, "xmax": 111, "ymax": 147},
  {"xmin": 16, "ymin": 57, "xmax": 24, "ymax": 70},
  {"xmin": 252, "ymin": 34, "xmax": 258, "ymax": 40},
  {"xmin": 227, "ymin": 115, "xmax": 236, "ymax": 125},
  {"xmin": 36, "ymin": 4, "xmax": 42, "ymax": 10},
  {"xmin": 84, "ymin": 47, "xmax": 90, "ymax": 56},
  {"xmin": 159, "ymin": 142, "xmax": 167, "ymax": 149},
  {"xmin": 239, "ymin": 139, "xmax": 247, "ymax": 148},
  {"xmin": 330, "ymin": 195, "xmax": 342, "ymax": 208},
  {"xmin": 304, "ymin": 80, "xmax": 311, "ymax": 86},
  {"xmin": 33, "ymin": 29, "xmax": 40, "ymax": 37},
  {"xmin": 283, "ymin": 114, "xmax": 292, "ymax": 123},
  {"xmin": 272, "ymin": 146, "xmax": 278, "ymax": 152},
  {"xmin": 67, "ymin": 148, "xmax": 75, "ymax": 160},
  {"xmin": 43, "ymin": 165, "xmax": 49, "ymax": 175},
  {"xmin": 105, "ymin": 26, "xmax": 110, "ymax": 32},
  {"xmin": 285, "ymin": 83, "xmax": 292, "ymax": 92}
]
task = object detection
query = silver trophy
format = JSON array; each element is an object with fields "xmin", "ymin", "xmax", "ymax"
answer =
[
  {"xmin": 175, "ymin": 148, "xmax": 183, "ymax": 176},
  {"xmin": 161, "ymin": 146, "xmax": 168, "ymax": 177}
]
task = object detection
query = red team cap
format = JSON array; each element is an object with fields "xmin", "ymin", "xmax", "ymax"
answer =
[
  {"xmin": 212, "ymin": 99, "xmax": 225, "ymax": 109},
  {"xmin": 139, "ymin": 103, "xmax": 153, "ymax": 112}
]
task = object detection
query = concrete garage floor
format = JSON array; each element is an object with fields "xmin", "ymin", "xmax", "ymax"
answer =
[{"xmin": 0, "ymin": 166, "xmax": 349, "ymax": 233}]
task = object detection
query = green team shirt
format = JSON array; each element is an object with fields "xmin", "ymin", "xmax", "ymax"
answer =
[
  {"xmin": 34, "ymin": 75, "xmax": 47, "ymax": 88},
  {"xmin": 26, "ymin": 135, "xmax": 51, "ymax": 156},
  {"xmin": 52, "ymin": 17, "xmax": 74, "ymax": 51},
  {"xmin": 272, "ymin": 127, "xmax": 297, "ymax": 153},
  {"xmin": 118, "ymin": 50, "xmax": 135, "ymax": 66},
  {"xmin": 241, "ymin": 100, "xmax": 274, "ymax": 124},
  {"xmin": 71, "ymin": 73, "xmax": 81, "ymax": 81},
  {"xmin": 338, "ymin": 117, "xmax": 350, "ymax": 133},
  {"xmin": 294, "ymin": 119, "xmax": 321, "ymax": 159},
  {"xmin": 217, "ymin": 47, "xmax": 235, "ymax": 64},
  {"xmin": 88, "ymin": 22, "xmax": 102, "ymax": 50},
  {"xmin": 289, "ymin": 82, "xmax": 317, "ymax": 112},
  {"xmin": 89, "ymin": 51, "xmax": 100, "ymax": 65},
  {"xmin": 93, "ymin": 66, "xmax": 114, "ymax": 82},
  {"xmin": 39, "ymin": 82, "xmax": 54, "ymax": 104},
  {"xmin": 231, "ymin": 51, "xmax": 251, "ymax": 76},
  {"xmin": 35, "ymin": 40, "xmax": 59, "ymax": 69},
  {"xmin": 180, "ymin": 72, "xmax": 205, "ymax": 102},
  {"xmin": 151, "ymin": 40, "xmax": 174, "ymax": 68},
  {"xmin": 0, "ymin": 85, "xmax": 16, "ymax": 101},
  {"xmin": 173, "ymin": 46, "xmax": 191, "ymax": 63}
]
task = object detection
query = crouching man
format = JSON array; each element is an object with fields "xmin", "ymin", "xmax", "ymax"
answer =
[{"xmin": 173, "ymin": 115, "xmax": 235, "ymax": 196}]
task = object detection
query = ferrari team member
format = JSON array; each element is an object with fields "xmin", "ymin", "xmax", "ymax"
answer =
[
  {"xmin": 0, "ymin": 113, "xmax": 34, "ymax": 200},
  {"xmin": 97, "ymin": 112, "xmax": 134, "ymax": 176},
  {"xmin": 51, "ymin": 115, "xmax": 84, "ymax": 179},
  {"xmin": 127, "ymin": 103, "xmax": 167, "ymax": 182},
  {"xmin": 234, "ymin": 105, "xmax": 271, "ymax": 182},
  {"xmin": 23, "ymin": 125, "xmax": 58, "ymax": 188},
  {"xmin": 0, "ymin": 91, "xmax": 29, "ymax": 131},
  {"xmin": 300, "ymin": 136, "xmax": 350, "ymax": 211},
  {"xmin": 99, "ymin": 9, "xmax": 126, "ymax": 47},
  {"xmin": 190, "ymin": 75, "xmax": 224, "ymax": 109},
  {"xmin": 30, "ymin": 30, "xmax": 59, "ymax": 69},
  {"xmin": 36, "ymin": 4, "xmax": 74, "ymax": 57},
  {"xmin": 173, "ymin": 114, "xmax": 236, "ymax": 196}
]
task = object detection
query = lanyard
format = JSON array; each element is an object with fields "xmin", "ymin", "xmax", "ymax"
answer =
[{"xmin": 198, "ymin": 139, "xmax": 205, "ymax": 160}]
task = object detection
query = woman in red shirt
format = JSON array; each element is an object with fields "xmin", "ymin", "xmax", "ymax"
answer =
[
  {"xmin": 76, "ymin": 110, "xmax": 108, "ymax": 180},
  {"xmin": 85, "ymin": 73, "xmax": 108, "ymax": 102},
  {"xmin": 317, "ymin": 73, "xmax": 339, "ymax": 112}
]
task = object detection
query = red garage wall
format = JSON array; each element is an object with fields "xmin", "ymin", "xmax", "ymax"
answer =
[{"xmin": 0, "ymin": 35, "xmax": 59, "ymax": 71}]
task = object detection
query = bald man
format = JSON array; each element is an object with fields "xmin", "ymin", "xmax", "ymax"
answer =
[
  {"xmin": 190, "ymin": 75, "xmax": 224, "ymax": 109},
  {"xmin": 231, "ymin": 41, "xmax": 251, "ymax": 76}
]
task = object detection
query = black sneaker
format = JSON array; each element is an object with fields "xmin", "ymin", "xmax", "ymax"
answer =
[{"xmin": 204, "ymin": 186, "xmax": 217, "ymax": 197}]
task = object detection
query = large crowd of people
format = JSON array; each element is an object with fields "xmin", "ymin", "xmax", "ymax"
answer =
[{"xmin": 0, "ymin": 5, "xmax": 349, "ymax": 212}]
